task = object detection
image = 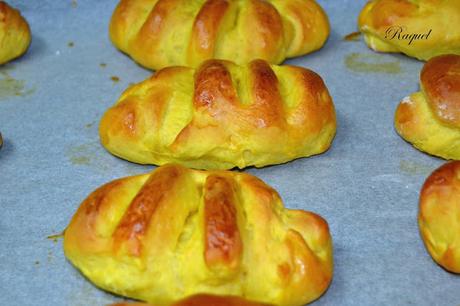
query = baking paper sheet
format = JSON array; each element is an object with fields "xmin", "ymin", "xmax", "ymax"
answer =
[{"xmin": 1, "ymin": 0, "xmax": 459, "ymax": 305}]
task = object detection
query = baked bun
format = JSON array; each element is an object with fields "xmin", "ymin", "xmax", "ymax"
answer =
[
  {"xmin": 358, "ymin": 0, "xmax": 460, "ymax": 60},
  {"xmin": 0, "ymin": 1, "xmax": 31, "ymax": 65},
  {"xmin": 109, "ymin": 0, "xmax": 330, "ymax": 70},
  {"xmin": 419, "ymin": 161, "xmax": 460, "ymax": 273},
  {"xmin": 99, "ymin": 59, "xmax": 336, "ymax": 170},
  {"xmin": 110, "ymin": 294, "xmax": 272, "ymax": 306},
  {"xmin": 64, "ymin": 164, "xmax": 333, "ymax": 306},
  {"xmin": 395, "ymin": 54, "xmax": 460, "ymax": 159}
]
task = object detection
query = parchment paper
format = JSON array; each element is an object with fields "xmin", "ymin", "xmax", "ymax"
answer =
[{"xmin": 0, "ymin": 1, "xmax": 458, "ymax": 305}]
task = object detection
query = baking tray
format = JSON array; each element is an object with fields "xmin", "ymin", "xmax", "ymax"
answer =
[{"xmin": 1, "ymin": 0, "xmax": 459, "ymax": 305}]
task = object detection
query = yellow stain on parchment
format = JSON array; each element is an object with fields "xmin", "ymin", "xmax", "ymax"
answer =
[
  {"xmin": 0, "ymin": 71, "xmax": 35, "ymax": 101},
  {"xmin": 66, "ymin": 141, "xmax": 110, "ymax": 172},
  {"xmin": 399, "ymin": 160, "xmax": 434, "ymax": 176},
  {"xmin": 345, "ymin": 53, "xmax": 401, "ymax": 74},
  {"xmin": 66, "ymin": 140, "xmax": 149, "ymax": 175}
]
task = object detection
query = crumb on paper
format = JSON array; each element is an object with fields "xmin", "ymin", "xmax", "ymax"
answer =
[
  {"xmin": 35, "ymin": 261, "xmax": 40, "ymax": 265},
  {"xmin": 343, "ymin": 31, "xmax": 361, "ymax": 41},
  {"xmin": 99, "ymin": 62, "xmax": 107, "ymax": 68},
  {"xmin": 111, "ymin": 76, "xmax": 120, "ymax": 82},
  {"xmin": 47, "ymin": 231, "xmax": 65, "ymax": 243},
  {"xmin": 71, "ymin": 0, "xmax": 77, "ymax": 8},
  {"xmin": 68, "ymin": 41, "xmax": 74, "ymax": 48}
]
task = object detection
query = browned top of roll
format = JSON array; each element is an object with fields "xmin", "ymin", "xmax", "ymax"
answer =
[
  {"xmin": 421, "ymin": 54, "xmax": 460, "ymax": 127},
  {"xmin": 420, "ymin": 161, "xmax": 459, "ymax": 198},
  {"xmin": 191, "ymin": 60, "xmax": 286, "ymax": 130},
  {"xmin": 203, "ymin": 174, "xmax": 242, "ymax": 269}
]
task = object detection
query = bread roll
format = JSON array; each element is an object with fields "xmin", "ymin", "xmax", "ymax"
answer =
[
  {"xmin": 64, "ymin": 164, "xmax": 333, "ymax": 306},
  {"xmin": 109, "ymin": 0, "xmax": 330, "ymax": 70},
  {"xmin": 395, "ymin": 54, "xmax": 460, "ymax": 159},
  {"xmin": 0, "ymin": 1, "xmax": 31, "ymax": 65},
  {"xmin": 419, "ymin": 161, "xmax": 460, "ymax": 273},
  {"xmin": 99, "ymin": 59, "xmax": 336, "ymax": 170},
  {"xmin": 358, "ymin": 0, "xmax": 460, "ymax": 60}
]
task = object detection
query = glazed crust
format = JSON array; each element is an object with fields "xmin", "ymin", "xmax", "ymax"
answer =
[
  {"xmin": 99, "ymin": 59, "xmax": 336, "ymax": 170},
  {"xmin": 421, "ymin": 54, "xmax": 460, "ymax": 128},
  {"xmin": 0, "ymin": 1, "xmax": 31, "ymax": 65},
  {"xmin": 109, "ymin": 0, "xmax": 330, "ymax": 70},
  {"xmin": 358, "ymin": 0, "xmax": 460, "ymax": 60},
  {"xmin": 395, "ymin": 54, "xmax": 460, "ymax": 159},
  {"xmin": 109, "ymin": 294, "xmax": 272, "ymax": 306},
  {"xmin": 419, "ymin": 161, "xmax": 460, "ymax": 273},
  {"xmin": 64, "ymin": 164, "xmax": 333, "ymax": 306}
]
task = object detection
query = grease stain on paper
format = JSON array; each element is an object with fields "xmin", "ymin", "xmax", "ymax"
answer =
[
  {"xmin": 66, "ymin": 141, "xmax": 110, "ymax": 172},
  {"xmin": 66, "ymin": 140, "xmax": 149, "ymax": 175},
  {"xmin": 345, "ymin": 52, "xmax": 401, "ymax": 74},
  {"xmin": 0, "ymin": 71, "xmax": 35, "ymax": 101},
  {"xmin": 399, "ymin": 160, "xmax": 433, "ymax": 176}
]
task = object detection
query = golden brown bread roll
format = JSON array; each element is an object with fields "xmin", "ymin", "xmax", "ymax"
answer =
[
  {"xmin": 0, "ymin": 1, "xmax": 31, "ymax": 65},
  {"xmin": 358, "ymin": 0, "xmax": 460, "ymax": 60},
  {"xmin": 395, "ymin": 54, "xmax": 460, "ymax": 159},
  {"xmin": 419, "ymin": 161, "xmax": 460, "ymax": 273},
  {"xmin": 109, "ymin": 0, "xmax": 330, "ymax": 70},
  {"xmin": 99, "ymin": 59, "xmax": 336, "ymax": 170},
  {"xmin": 64, "ymin": 164, "xmax": 333, "ymax": 306},
  {"xmin": 110, "ymin": 294, "xmax": 272, "ymax": 306}
]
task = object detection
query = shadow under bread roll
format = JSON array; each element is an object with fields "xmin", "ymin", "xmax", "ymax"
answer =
[{"xmin": 109, "ymin": 294, "xmax": 272, "ymax": 306}]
